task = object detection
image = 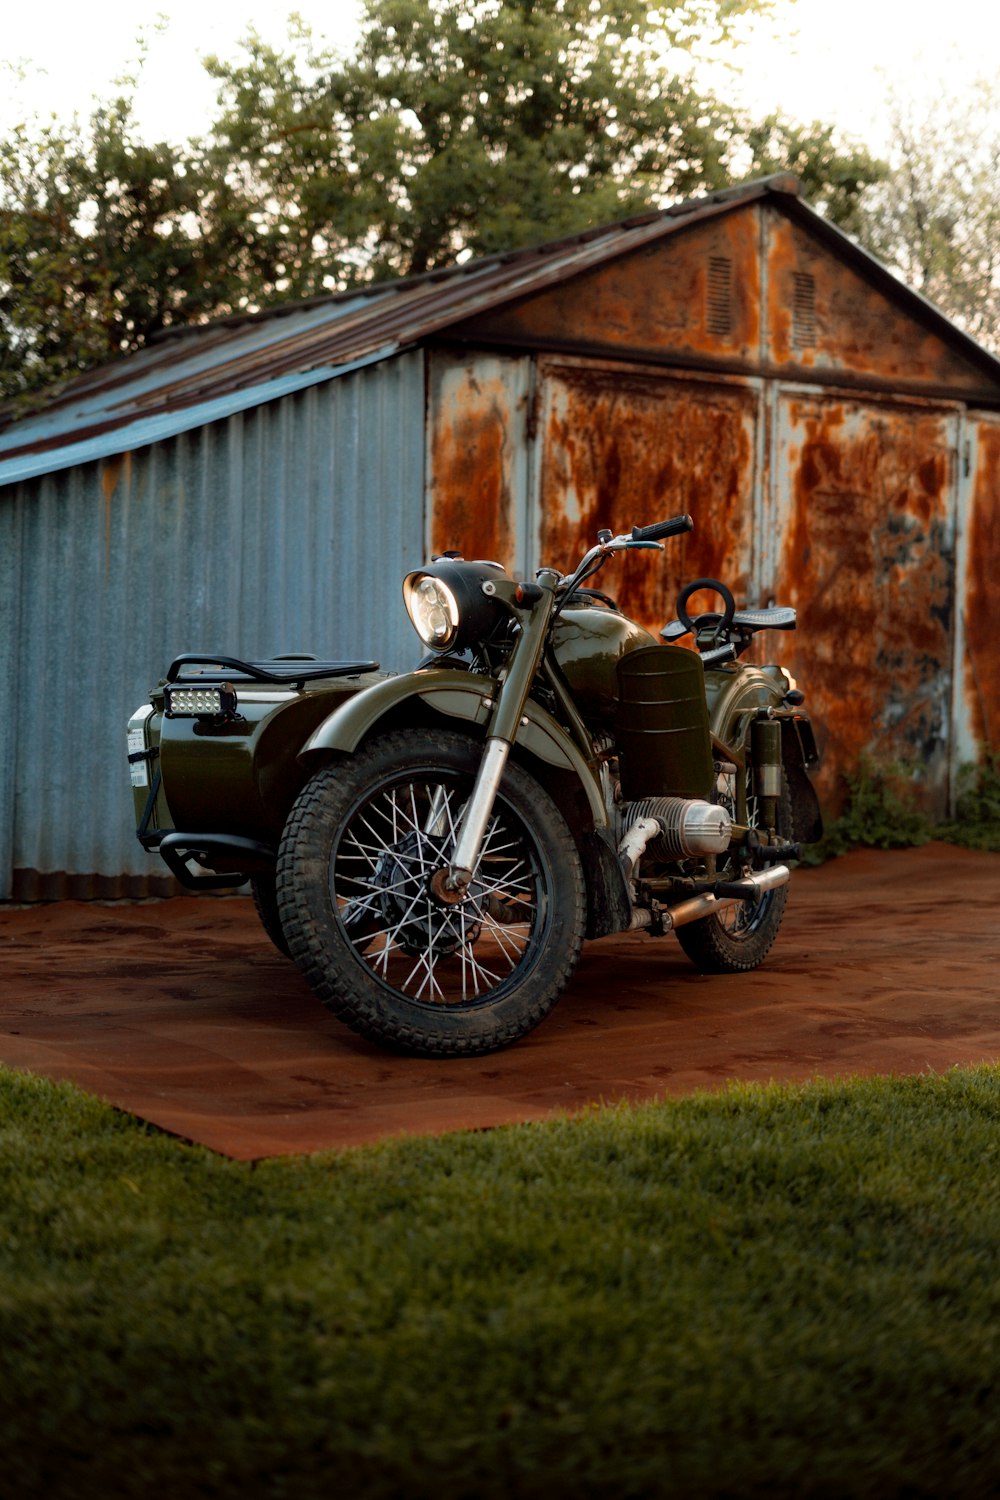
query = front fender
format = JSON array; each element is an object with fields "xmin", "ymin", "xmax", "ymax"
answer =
[{"xmin": 301, "ymin": 668, "xmax": 608, "ymax": 828}]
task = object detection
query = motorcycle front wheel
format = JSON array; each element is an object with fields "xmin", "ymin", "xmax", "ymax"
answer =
[{"xmin": 276, "ymin": 728, "xmax": 586, "ymax": 1057}]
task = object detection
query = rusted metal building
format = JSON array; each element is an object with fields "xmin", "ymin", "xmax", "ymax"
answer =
[{"xmin": 2, "ymin": 174, "xmax": 998, "ymax": 899}]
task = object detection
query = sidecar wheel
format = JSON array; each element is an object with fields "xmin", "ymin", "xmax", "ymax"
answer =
[
  {"xmin": 276, "ymin": 728, "xmax": 586, "ymax": 1057},
  {"xmin": 674, "ymin": 776, "xmax": 793, "ymax": 974},
  {"xmin": 250, "ymin": 874, "xmax": 292, "ymax": 958}
]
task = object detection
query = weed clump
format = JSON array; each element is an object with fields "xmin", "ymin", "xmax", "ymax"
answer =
[{"xmin": 809, "ymin": 754, "xmax": 1000, "ymax": 862}]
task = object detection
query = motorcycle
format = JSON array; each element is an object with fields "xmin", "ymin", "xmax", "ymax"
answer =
[{"xmin": 127, "ymin": 513, "xmax": 822, "ymax": 1056}]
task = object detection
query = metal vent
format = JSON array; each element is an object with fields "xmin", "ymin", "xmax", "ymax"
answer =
[
  {"xmin": 793, "ymin": 271, "xmax": 817, "ymax": 348},
  {"xmin": 706, "ymin": 256, "xmax": 732, "ymax": 335}
]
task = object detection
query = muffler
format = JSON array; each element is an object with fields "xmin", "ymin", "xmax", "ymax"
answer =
[{"xmin": 630, "ymin": 864, "xmax": 791, "ymax": 932}]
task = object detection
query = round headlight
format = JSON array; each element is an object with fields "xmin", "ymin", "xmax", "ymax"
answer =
[
  {"xmin": 402, "ymin": 560, "xmax": 507, "ymax": 655},
  {"xmin": 404, "ymin": 573, "xmax": 460, "ymax": 650}
]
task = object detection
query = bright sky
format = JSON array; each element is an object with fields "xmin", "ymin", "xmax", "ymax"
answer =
[{"xmin": 2, "ymin": 0, "xmax": 998, "ymax": 153}]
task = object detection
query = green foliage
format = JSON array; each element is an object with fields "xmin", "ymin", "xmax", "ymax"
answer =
[
  {"xmin": 1, "ymin": 0, "xmax": 885, "ymax": 404},
  {"xmin": 4, "ymin": 1063, "xmax": 1000, "ymax": 1497},
  {"xmin": 807, "ymin": 754, "xmax": 1000, "ymax": 863},
  {"xmin": 810, "ymin": 755, "xmax": 933, "ymax": 862},
  {"xmin": 202, "ymin": 0, "xmax": 764, "ymax": 283},
  {"xmin": 854, "ymin": 80, "xmax": 1000, "ymax": 355},
  {"xmin": 739, "ymin": 113, "xmax": 886, "ymax": 235},
  {"xmin": 939, "ymin": 755, "xmax": 1000, "ymax": 851},
  {"xmin": 0, "ymin": 91, "xmax": 280, "ymax": 410}
]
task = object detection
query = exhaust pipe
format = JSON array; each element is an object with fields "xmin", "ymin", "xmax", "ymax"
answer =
[{"xmin": 630, "ymin": 863, "xmax": 791, "ymax": 932}]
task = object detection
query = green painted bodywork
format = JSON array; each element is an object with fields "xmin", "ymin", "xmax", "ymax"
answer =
[
  {"xmin": 150, "ymin": 672, "xmax": 386, "ymax": 845},
  {"xmin": 303, "ymin": 668, "xmax": 608, "ymax": 827},
  {"xmin": 550, "ymin": 605, "xmax": 659, "ymax": 719},
  {"xmin": 704, "ymin": 662, "xmax": 790, "ymax": 753},
  {"xmin": 615, "ymin": 645, "xmax": 716, "ymax": 801},
  {"xmin": 138, "ymin": 618, "xmax": 790, "ymax": 859},
  {"xmin": 144, "ymin": 664, "xmax": 609, "ymax": 847}
]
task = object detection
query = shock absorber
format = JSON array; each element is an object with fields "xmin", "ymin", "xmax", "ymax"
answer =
[{"xmin": 751, "ymin": 714, "xmax": 783, "ymax": 833}]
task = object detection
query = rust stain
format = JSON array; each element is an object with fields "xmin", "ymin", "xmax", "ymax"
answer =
[
  {"xmin": 429, "ymin": 370, "xmax": 518, "ymax": 567},
  {"xmin": 468, "ymin": 212, "xmax": 761, "ymax": 366},
  {"xmin": 765, "ymin": 212, "xmax": 990, "ymax": 395},
  {"xmin": 964, "ymin": 422, "xmax": 1000, "ymax": 755},
  {"xmin": 539, "ymin": 367, "xmax": 756, "ymax": 633},
  {"xmin": 100, "ymin": 454, "xmax": 129, "ymax": 577},
  {"xmin": 774, "ymin": 397, "xmax": 955, "ymax": 814}
]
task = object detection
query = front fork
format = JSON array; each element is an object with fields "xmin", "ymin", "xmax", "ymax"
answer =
[{"xmin": 438, "ymin": 571, "xmax": 561, "ymax": 899}]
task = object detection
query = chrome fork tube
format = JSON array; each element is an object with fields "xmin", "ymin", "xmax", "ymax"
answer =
[
  {"xmin": 444, "ymin": 571, "xmax": 559, "ymax": 896},
  {"xmin": 448, "ymin": 738, "xmax": 511, "ymax": 888}
]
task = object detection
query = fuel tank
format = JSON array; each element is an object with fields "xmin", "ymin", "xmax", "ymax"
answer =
[{"xmin": 550, "ymin": 604, "xmax": 658, "ymax": 721}]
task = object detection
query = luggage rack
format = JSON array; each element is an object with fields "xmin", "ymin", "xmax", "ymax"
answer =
[{"xmin": 165, "ymin": 653, "xmax": 380, "ymax": 689}]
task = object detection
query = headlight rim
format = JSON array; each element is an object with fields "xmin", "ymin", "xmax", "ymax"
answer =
[
  {"xmin": 402, "ymin": 559, "xmax": 508, "ymax": 655},
  {"xmin": 403, "ymin": 572, "xmax": 461, "ymax": 651}
]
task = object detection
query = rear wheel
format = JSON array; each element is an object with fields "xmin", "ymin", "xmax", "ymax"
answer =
[
  {"xmin": 277, "ymin": 728, "xmax": 586, "ymax": 1056},
  {"xmin": 674, "ymin": 772, "xmax": 792, "ymax": 974}
]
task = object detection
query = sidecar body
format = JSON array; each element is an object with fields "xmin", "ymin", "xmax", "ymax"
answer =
[{"xmin": 128, "ymin": 655, "xmax": 383, "ymax": 890}]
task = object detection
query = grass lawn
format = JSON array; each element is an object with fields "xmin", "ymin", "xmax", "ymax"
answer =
[{"xmin": 2, "ymin": 1063, "xmax": 1000, "ymax": 1498}]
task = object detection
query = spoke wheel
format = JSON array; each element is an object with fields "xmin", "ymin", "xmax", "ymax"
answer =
[
  {"xmin": 277, "ymin": 729, "xmax": 585, "ymax": 1056},
  {"xmin": 674, "ymin": 771, "xmax": 792, "ymax": 974}
]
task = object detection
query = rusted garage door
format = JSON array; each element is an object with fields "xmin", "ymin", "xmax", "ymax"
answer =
[
  {"xmin": 536, "ymin": 361, "xmax": 760, "ymax": 634},
  {"xmin": 769, "ymin": 392, "xmax": 959, "ymax": 815},
  {"xmin": 961, "ymin": 415, "xmax": 1000, "ymax": 766}
]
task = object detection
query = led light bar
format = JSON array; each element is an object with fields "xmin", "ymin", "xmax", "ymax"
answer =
[{"xmin": 164, "ymin": 683, "xmax": 239, "ymax": 719}]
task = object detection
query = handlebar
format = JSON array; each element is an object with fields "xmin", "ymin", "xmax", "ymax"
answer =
[
  {"xmin": 552, "ymin": 513, "xmax": 695, "ymax": 608},
  {"xmin": 631, "ymin": 514, "xmax": 694, "ymax": 543}
]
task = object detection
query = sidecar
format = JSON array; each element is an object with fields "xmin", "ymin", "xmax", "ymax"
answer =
[{"xmin": 128, "ymin": 654, "xmax": 382, "ymax": 904}]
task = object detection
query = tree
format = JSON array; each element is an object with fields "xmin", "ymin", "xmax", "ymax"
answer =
[
  {"xmin": 739, "ymin": 114, "xmax": 884, "ymax": 237},
  {"xmin": 1, "ymin": 0, "xmax": 885, "ymax": 406},
  {"xmin": 854, "ymin": 80, "xmax": 1000, "ymax": 354},
  {"xmin": 0, "ymin": 90, "xmax": 282, "ymax": 407},
  {"xmin": 207, "ymin": 0, "xmax": 883, "ymax": 280}
]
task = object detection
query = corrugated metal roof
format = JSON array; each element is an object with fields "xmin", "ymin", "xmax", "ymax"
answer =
[{"xmin": 4, "ymin": 174, "xmax": 1000, "ymax": 487}]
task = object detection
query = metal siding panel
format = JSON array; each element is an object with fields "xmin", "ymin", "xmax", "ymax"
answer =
[
  {"xmin": 768, "ymin": 391, "xmax": 959, "ymax": 816},
  {"xmin": 961, "ymin": 415, "xmax": 1000, "ymax": 762},
  {"xmin": 2, "ymin": 354, "xmax": 425, "ymax": 898},
  {"xmin": 0, "ymin": 490, "xmax": 23, "ymax": 897},
  {"xmin": 535, "ymin": 360, "xmax": 760, "ymax": 634},
  {"xmin": 462, "ymin": 211, "xmax": 763, "ymax": 368},
  {"xmin": 427, "ymin": 351, "xmax": 533, "ymax": 574},
  {"xmin": 7, "ymin": 179, "xmax": 1000, "ymax": 493},
  {"xmin": 763, "ymin": 209, "xmax": 993, "ymax": 397}
]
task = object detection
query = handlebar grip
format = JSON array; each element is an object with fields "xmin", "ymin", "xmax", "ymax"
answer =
[{"xmin": 631, "ymin": 514, "xmax": 694, "ymax": 542}]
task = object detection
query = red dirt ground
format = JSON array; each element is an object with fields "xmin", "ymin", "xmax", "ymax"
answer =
[{"xmin": 1, "ymin": 843, "xmax": 998, "ymax": 1160}]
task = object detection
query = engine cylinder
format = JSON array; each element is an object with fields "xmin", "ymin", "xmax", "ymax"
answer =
[{"xmin": 618, "ymin": 797, "xmax": 732, "ymax": 858}]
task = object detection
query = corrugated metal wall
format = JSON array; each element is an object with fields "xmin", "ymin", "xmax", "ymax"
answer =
[
  {"xmin": 427, "ymin": 346, "xmax": 993, "ymax": 819},
  {"xmin": 0, "ymin": 353, "xmax": 426, "ymax": 900}
]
